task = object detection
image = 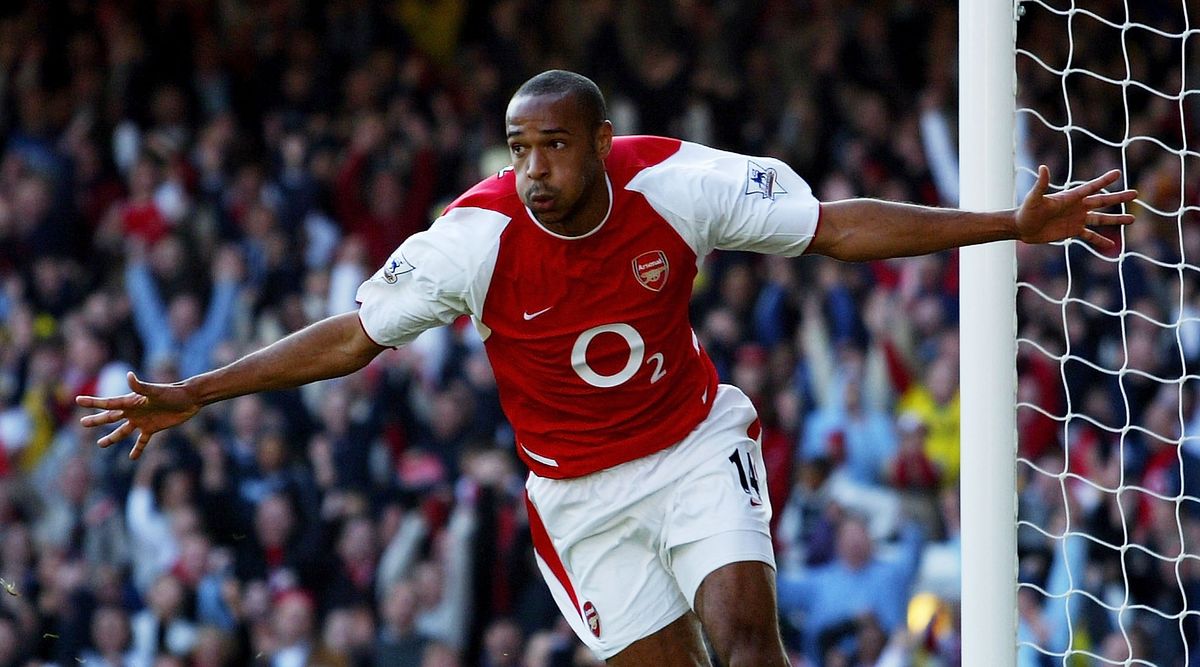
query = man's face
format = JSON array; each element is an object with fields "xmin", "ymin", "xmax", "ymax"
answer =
[
  {"xmin": 168, "ymin": 294, "xmax": 200, "ymax": 340},
  {"xmin": 91, "ymin": 607, "xmax": 130, "ymax": 653},
  {"xmin": 836, "ymin": 517, "xmax": 873, "ymax": 569},
  {"xmin": 255, "ymin": 495, "xmax": 294, "ymax": 547},
  {"xmin": 505, "ymin": 92, "xmax": 612, "ymax": 228}
]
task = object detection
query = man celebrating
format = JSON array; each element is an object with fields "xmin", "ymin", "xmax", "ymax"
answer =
[{"xmin": 78, "ymin": 70, "xmax": 1136, "ymax": 666}]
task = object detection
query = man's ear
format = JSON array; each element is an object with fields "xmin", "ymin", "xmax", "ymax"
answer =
[{"xmin": 595, "ymin": 120, "xmax": 614, "ymax": 159}]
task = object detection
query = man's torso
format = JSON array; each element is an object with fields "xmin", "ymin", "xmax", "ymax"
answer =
[
  {"xmin": 356, "ymin": 135, "xmax": 820, "ymax": 478},
  {"xmin": 452, "ymin": 136, "xmax": 718, "ymax": 477}
]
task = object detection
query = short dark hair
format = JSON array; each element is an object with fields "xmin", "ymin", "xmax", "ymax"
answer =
[{"xmin": 512, "ymin": 70, "xmax": 608, "ymax": 128}]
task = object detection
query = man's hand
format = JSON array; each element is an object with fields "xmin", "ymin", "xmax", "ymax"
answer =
[
  {"xmin": 1016, "ymin": 165, "xmax": 1138, "ymax": 249},
  {"xmin": 76, "ymin": 371, "xmax": 201, "ymax": 460},
  {"xmin": 77, "ymin": 313, "xmax": 385, "ymax": 461}
]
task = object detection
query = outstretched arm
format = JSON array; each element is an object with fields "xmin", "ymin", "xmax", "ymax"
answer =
[
  {"xmin": 76, "ymin": 311, "xmax": 386, "ymax": 459},
  {"xmin": 806, "ymin": 166, "xmax": 1137, "ymax": 262}
]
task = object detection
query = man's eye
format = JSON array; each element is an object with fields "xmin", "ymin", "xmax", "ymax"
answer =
[
  {"xmin": 550, "ymin": 141, "xmax": 565, "ymax": 149},
  {"xmin": 509, "ymin": 145, "xmax": 524, "ymax": 155}
]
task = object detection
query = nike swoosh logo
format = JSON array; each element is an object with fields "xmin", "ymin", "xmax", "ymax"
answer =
[{"xmin": 523, "ymin": 307, "xmax": 553, "ymax": 320}]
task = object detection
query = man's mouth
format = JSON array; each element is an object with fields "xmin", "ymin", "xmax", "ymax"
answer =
[{"xmin": 528, "ymin": 191, "xmax": 557, "ymax": 210}]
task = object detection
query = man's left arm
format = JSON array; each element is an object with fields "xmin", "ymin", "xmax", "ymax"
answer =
[{"xmin": 806, "ymin": 166, "xmax": 1137, "ymax": 262}]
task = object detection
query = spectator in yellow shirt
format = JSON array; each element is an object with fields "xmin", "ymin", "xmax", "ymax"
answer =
[{"xmin": 896, "ymin": 354, "xmax": 960, "ymax": 486}]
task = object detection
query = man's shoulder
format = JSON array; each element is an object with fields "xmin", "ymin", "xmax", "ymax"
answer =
[
  {"xmin": 444, "ymin": 169, "xmax": 524, "ymax": 217},
  {"xmin": 607, "ymin": 135, "xmax": 684, "ymax": 182},
  {"xmin": 616, "ymin": 137, "xmax": 754, "ymax": 197},
  {"xmin": 610, "ymin": 135, "xmax": 684, "ymax": 164}
]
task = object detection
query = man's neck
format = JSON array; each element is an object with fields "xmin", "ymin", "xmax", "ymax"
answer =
[{"xmin": 539, "ymin": 175, "xmax": 611, "ymax": 237}]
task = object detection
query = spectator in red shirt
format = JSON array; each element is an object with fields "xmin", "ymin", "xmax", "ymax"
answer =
[{"xmin": 334, "ymin": 115, "xmax": 438, "ymax": 268}]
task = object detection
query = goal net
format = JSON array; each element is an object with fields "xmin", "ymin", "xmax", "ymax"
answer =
[{"xmin": 1013, "ymin": 0, "xmax": 1198, "ymax": 664}]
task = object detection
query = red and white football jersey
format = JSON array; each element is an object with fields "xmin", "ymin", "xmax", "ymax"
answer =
[{"xmin": 356, "ymin": 136, "xmax": 820, "ymax": 478}]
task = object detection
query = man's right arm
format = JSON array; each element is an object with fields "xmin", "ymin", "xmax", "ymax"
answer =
[
  {"xmin": 82, "ymin": 204, "xmax": 492, "ymax": 458},
  {"xmin": 188, "ymin": 311, "xmax": 385, "ymax": 405},
  {"xmin": 77, "ymin": 312, "xmax": 386, "ymax": 459}
]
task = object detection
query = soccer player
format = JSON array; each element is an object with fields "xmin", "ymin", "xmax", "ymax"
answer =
[{"xmin": 78, "ymin": 70, "xmax": 1136, "ymax": 666}]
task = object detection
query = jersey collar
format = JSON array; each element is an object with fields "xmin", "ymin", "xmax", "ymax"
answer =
[{"xmin": 525, "ymin": 175, "xmax": 613, "ymax": 240}]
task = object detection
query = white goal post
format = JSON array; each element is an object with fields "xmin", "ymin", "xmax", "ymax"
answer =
[
  {"xmin": 959, "ymin": 1, "xmax": 1019, "ymax": 665},
  {"xmin": 962, "ymin": 0, "xmax": 1198, "ymax": 664}
]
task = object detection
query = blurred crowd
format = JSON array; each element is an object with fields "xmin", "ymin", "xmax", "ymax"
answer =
[{"xmin": 0, "ymin": 0, "xmax": 1195, "ymax": 666}]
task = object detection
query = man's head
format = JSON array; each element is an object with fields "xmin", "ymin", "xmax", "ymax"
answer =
[
  {"xmin": 483, "ymin": 617, "xmax": 523, "ymax": 667},
  {"xmin": 336, "ymin": 515, "xmax": 377, "ymax": 566},
  {"xmin": 230, "ymin": 394, "xmax": 264, "ymax": 440},
  {"xmin": 255, "ymin": 492, "xmax": 295, "ymax": 548},
  {"xmin": 505, "ymin": 70, "xmax": 613, "ymax": 233},
  {"xmin": 167, "ymin": 293, "xmax": 201, "ymax": 341},
  {"xmin": 926, "ymin": 354, "xmax": 958, "ymax": 406},
  {"xmin": 148, "ymin": 573, "xmax": 186, "ymax": 619},
  {"xmin": 91, "ymin": 606, "xmax": 132, "ymax": 655},
  {"xmin": 412, "ymin": 559, "xmax": 444, "ymax": 609},
  {"xmin": 58, "ymin": 454, "xmax": 91, "ymax": 505},
  {"xmin": 835, "ymin": 513, "xmax": 874, "ymax": 570},
  {"xmin": 273, "ymin": 589, "xmax": 316, "ymax": 646},
  {"xmin": 382, "ymin": 579, "xmax": 419, "ymax": 632}
]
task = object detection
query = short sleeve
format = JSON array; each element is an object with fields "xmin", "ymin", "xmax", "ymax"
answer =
[
  {"xmin": 355, "ymin": 207, "xmax": 508, "ymax": 347},
  {"xmin": 627, "ymin": 141, "xmax": 821, "ymax": 258}
]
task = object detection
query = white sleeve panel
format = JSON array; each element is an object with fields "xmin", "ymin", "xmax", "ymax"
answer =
[
  {"xmin": 355, "ymin": 207, "xmax": 508, "ymax": 347},
  {"xmin": 627, "ymin": 141, "xmax": 821, "ymax": 257}
]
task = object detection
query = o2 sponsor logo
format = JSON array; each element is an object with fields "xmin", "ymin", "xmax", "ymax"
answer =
[{"xmin": 570, "ymin": 323, "xmax": 666, "ymax": 388}]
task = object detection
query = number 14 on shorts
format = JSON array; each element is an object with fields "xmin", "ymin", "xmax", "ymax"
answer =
[{"xmin": 728, "ymin": 447, "xmax": 763, "ymax": 506}]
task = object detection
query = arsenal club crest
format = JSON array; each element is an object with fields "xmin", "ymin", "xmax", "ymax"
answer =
[
  {"xmin": 633, "ymin": 251, "xmax": 669, "ymax": 292},
  {"xmin": 583, "ymin": 601, "xmax": 601, "ymax": 638}
]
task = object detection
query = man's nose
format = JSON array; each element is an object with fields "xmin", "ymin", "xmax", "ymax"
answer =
[{"xmin": 525, "ymin": 149, "xmax": 549, "ymax": 179}]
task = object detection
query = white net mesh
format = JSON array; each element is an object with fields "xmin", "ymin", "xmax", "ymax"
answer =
[{"xmin": 1015, "ymin": 0, "xmax": 1199, "ymax": 664}]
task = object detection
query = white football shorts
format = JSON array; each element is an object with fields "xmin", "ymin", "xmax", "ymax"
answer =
[{"xmin": 524, "ymin": 384, "xmax": 775, "ymax": 659}]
